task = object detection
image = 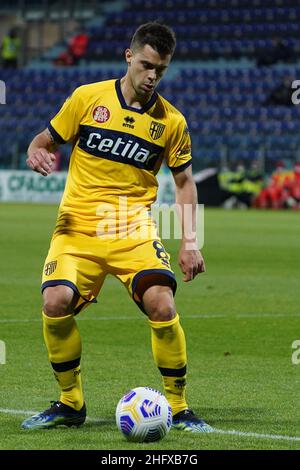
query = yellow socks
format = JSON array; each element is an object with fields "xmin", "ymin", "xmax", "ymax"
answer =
[
  {"xmin": 43, "ymin": 311, "xmax": 188, "ymax": 414},
  {"xmin": 42, "ymin": 312, "xmax": 84, "ymax": 411},
  {"xmin": 149, "ymin": 314, "xmax": 188, "ymax": 415}
]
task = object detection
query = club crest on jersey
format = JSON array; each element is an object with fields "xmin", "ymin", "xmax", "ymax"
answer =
[
  {"xmin": 149, "ymin": 121, "xmax": 165, "ymax": 140},
  {"xmin": 44, "ymin": 261, "xmax": 57, "ymax": 276},
  {"xmin": 93, "ymin": 106, "xmax": 110, "ymax": 123}
]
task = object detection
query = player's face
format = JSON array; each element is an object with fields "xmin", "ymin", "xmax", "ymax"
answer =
[{"xmin": 126, "ymin": 45, "xmax": 171, "ymax": 97}]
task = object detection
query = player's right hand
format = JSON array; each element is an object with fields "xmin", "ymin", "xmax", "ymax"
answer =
[{"xmin": 26, "ymin": 149, "xmax": 56, "ymax": 177}]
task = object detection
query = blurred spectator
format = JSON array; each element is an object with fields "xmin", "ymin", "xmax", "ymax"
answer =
[
  {"xmin": 219, "ymin": 162, "xmax": 263, "ymax": 208},
  {"xmin": 256, "ymin": 37, "xmax": 294, "ymax": 67},
  {"xmin": 253, "ymin": 161, "xmax": 293, "ymax": 209},
  {"xmin": 69, "ymin": 31, "xmax": 89, "ymax": 64},
  {"xmin": 54, "ymin": 29, "xmax": 89, "ymax": 66},
  {"xmin": 283, "ymin": 162, "xmax": 300, "ymax": 210},
  {"xmin": 1, "ymin": 28, "xmax": 20, "ymax": 68},
  {"xmin": 53, "ymin": 50, "xmax": 74, "ymax": 66},
  {"xmin": 243, "ymin": 160, "xmax": 264, "ymax": 194},
  {"xmin": 264, "ymin": 77, "xmax": 294, "ymax": 106}
]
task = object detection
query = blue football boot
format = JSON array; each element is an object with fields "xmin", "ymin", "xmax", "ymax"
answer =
[
  {"xmin": 21, "ymin": 401, "xmax": 86, "ymax": 430},
  {"xmin": 172, "ymin": 409, "xmax": 214, "ymax": 433}
]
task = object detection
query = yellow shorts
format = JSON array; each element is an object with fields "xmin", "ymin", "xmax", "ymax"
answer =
[{"xmin": 41, "ymin": 233, "xmax": 177, "ymax": 314}]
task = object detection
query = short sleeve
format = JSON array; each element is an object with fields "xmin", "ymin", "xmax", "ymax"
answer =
[
  {"xmin": 48, "ymin": 87, "xmax": 83, "ymax": 144},
  {"xmin": 165, "ymin": 117, "xmax": 192, "ymax": 172}
]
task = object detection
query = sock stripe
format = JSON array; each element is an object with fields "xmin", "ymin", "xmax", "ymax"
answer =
[
  {"xmin": 51, "ymin": 357, "xmax": 80, "ymax": 372},
  {"xmin": 158, "ymin": 365, "xmax": 187, "ymax": 377}
]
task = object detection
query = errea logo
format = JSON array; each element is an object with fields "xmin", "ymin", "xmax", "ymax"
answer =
[{"xmin": 123, "ymin": 116, "xmax": 135, "ymax": 129}]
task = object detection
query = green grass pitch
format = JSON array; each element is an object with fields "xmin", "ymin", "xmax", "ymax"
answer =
[{"xmin": 0, "ymin": 204, "xmax": 300, "ymax": 450}]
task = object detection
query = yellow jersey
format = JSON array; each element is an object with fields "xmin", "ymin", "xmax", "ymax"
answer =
[{"xmin": 49, "ymin": 79, "xmax": 192, "ymax": 236}]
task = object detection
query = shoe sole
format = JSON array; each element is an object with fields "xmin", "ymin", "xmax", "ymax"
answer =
[
  {"xmin": 172, "ymin": 423, "xmax": 214, "ymax": 433},
  {"xmin": 22, "ymin": 417, "xmax": 86, "ymax": 430}
]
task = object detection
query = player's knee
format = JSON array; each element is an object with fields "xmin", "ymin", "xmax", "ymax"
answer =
[
  {"xmin": 142, "ymin": 285, "xmax": 176, "ymax": 321},
  {"xmin": 147, "ymin": 301, "xmax": 176, "ymax": 322},
  {"xmin": 43, "ymin": 297, "xmax": 72, "ymax": 317},
  {"xmin": 43, "ymin": 286, "xmax": 77, "ymax": 317}
]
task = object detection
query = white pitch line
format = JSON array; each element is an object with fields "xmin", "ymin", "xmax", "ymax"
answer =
[
  {"xmin": 188, "ymin": 313, "xmax": 300, "ymax": 319},
  {"xmin": 239, "ymin": 313, "xmax": 300, "ymax": 318},
  {"xmin": 0, "ymin": 313, "xmax": 300, "ymax": 324},
  {"xmin": 0, "ymin": 408, "xmax": 111, "ymax": 424},
  {"xmin": 213, "ymin": 428, "xmax": 300, "ymax": 442},
  {"xmin": 0, "ymin": 317, "xmax": 137, "ymax": 324},
  {"xmin": 0, "ymin": 408, "xmax": 300, "ymax": 442},
  {"xmin": 0, "ymin": 315, "xmax": 225, "ymax": 324},
  {"xmin": 0, "ymin": 408, "xmax": 37, "ymax": 416}
]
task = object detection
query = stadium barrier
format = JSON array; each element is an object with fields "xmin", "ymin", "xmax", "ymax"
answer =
[
  {"xmin": 0, "ymin": 170, "xmax": 66, "ymax": 203},
  {"xmin": 0, "ymin": 170, "xmax": 175, "ymax": 204}
]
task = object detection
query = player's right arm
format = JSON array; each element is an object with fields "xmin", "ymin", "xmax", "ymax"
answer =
[
  {"xmin": 27, "ymin": 128, "xmax": 57, "ymax": 177},
  {"xmin": 27, "ymin": 86, "xmax": 83, "ymax": 177}
]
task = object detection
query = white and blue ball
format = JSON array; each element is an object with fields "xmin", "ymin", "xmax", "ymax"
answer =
[{"xmin": 116, "ymin": 387, "xmax": 172, "ymax": 442}]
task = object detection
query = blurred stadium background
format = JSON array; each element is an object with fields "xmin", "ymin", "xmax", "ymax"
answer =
[{"xmin": 1, "ymin": 0, "xmax": 300, "ymax": 208}]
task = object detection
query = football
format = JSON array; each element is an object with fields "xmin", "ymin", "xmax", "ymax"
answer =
[{"xmin": 116, "ymin": 387, "xmax": 172, "ymax": 442}]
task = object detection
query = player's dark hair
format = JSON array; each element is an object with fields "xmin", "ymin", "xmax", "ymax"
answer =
[{"xmin": 130, "ymin": 22, "xmax": 176, "ymax": 56}]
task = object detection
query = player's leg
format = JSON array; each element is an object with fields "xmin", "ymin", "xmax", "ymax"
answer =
[
  {"xmin": 113, "ymin": 235, "xmax": 213, "ymax": 433},
  {"xmin": 22, "ymin": 235, "xmax": 106, "ymax": 430},
  {"xmin": 141, "ymin": 282, "xmax": 213, "ymax": 433},
  {"xmin": 142, "ymin": 282, "xmax": 187, "ymax": 414},
  {"xmin": 42, "ymin": 285, "xmax": 84, "ymax": 412},
  {"xmin": 22, "ymin": 285, "xmax": 87, "ymax": 429}
]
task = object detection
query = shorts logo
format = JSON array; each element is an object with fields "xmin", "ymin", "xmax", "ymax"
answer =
[
  {"xmin": 93, "ymin": 106, "xmax": 110, "ymax": 123},
  {"xmin": 44, "ymin": 261, "xmax": 57, "ymax": 276},
  {"xmin": 153, "ymin": 240, "xmax": 171, "ymax": 268},
  {"xmin": 150, "ymin": 121, "xmax": 165, "ymax": 140}
]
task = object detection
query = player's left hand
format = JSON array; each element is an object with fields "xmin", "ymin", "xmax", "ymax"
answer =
[{"xmin": 178, "ymin": 245, "xmax": 205, "ymax": 282}]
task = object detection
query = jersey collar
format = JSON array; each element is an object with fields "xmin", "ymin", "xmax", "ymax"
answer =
[{"xmin": 115, "ymin": 79, "xmax": 158, "ymax": 114}]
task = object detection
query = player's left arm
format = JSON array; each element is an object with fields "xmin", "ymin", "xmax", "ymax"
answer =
[{"xmin": 172, "ymin": 165, "xmax": 205, "ymax": 282}]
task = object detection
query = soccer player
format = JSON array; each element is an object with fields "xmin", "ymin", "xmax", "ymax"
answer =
[{"xmin": 22, "ymin": 22, "xmax": 213, "ymax": 433}]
